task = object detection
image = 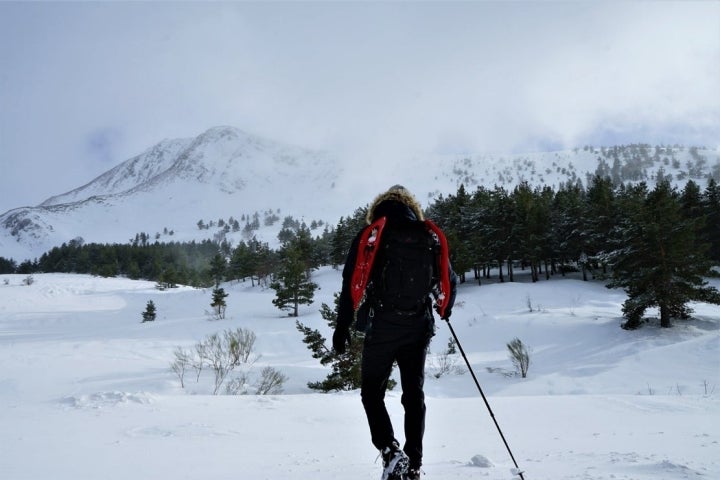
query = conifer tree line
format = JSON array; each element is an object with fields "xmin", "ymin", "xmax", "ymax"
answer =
[
  {"xmin": 1, "ymin": 176, "xmax": 718, "ymax": 328},
  {"xmin": 419, "ymin": 177, "xmax": 720, "ymax": 329},
  {"xmin": 422, "ymin": 177, "xmax": 720, "ymax": 282},
  {"xmin": 0, "ymin": 220, "xmax": 335, "ymax": 290}
]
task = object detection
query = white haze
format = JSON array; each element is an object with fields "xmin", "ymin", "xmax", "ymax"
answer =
[{"xmin": 1, "ymin": 1, "xmax": 719, "ymax": 214}]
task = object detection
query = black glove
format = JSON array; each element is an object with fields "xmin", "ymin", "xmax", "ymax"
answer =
[
  {"xmin": 435, "ymin": 305, "xmax": 452, "ymax": 321},
  {"xmin": 333, "ymin": 327, "xmax": 351, "ymax": 354}
]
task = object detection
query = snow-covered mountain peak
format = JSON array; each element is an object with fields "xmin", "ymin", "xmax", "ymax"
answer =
[
  {"xmin": 195, "ymin": 125, "xmax": 265, "ymax": 145},
  {"xmin": 40, "ymin": 137, "xmax": 194, "ymax": 207},
  {"xmin": 2, "ymin": 127, "xmax": 718, "ymax": 263},
  {"xmin": 1, "ymin": 127, "xmax": 344, "ymax": 261}
]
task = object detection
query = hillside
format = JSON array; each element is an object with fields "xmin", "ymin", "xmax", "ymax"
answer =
[
  {"xmin": 1, "ymin": 126, "xmax": 718, "ymax": 262},
  {"xmin": 0, "ymin": 270, "xmax": 718, "ymax": 479}
]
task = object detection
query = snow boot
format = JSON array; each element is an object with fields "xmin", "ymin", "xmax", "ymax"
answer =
[
  {"xmin": 380, "ymin": 441, "xmax": 409, "ymax": 480},
  {"xmin": 404, "ymin": 468, "xmax": 422, "ymax": 480}
]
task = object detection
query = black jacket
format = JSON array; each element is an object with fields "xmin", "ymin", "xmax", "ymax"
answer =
[{"xmin": 337, "ymin": 199, "xmax": 457, "ymax": 331}]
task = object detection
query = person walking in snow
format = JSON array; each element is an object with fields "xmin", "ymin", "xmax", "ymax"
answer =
[{"xmin": 333, "ymin": 185, "xmax": 457, "ymax": 480}]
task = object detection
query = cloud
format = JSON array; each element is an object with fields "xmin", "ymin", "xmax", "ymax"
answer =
[
  {"xmin": 86, "ymin": 128, "xmax": 123, "ymax": 165},
  {"xmin": 0, "ymin": 1, "xmax": 718, "ymax": 213}
]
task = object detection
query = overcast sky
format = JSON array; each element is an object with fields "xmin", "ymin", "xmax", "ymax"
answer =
[{"xmin": 1, "ymin": 1, "xmax": 718, "ymax": 214}]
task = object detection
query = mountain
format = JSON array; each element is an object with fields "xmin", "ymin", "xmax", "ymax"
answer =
[
  {"xmin": 1, "ymin": 126, "xmax": 718, "ymax": 262},
  {"xmin": 0, "ymin": 127, "xmax": 343, "ymax": 261},
  {"xmin": 39, "ymin": 137, "xmax": 194, "ymax": 207}
]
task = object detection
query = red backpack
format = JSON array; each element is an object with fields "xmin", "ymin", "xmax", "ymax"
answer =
[{"xmin": 350, "ymin": 217, "xmax": 451, "ymax": 325}]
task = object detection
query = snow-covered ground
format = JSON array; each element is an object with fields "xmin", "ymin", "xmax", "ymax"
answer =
[{"xmin": 1, "ymin": 269, "xmax": 718, "ymax": 479}]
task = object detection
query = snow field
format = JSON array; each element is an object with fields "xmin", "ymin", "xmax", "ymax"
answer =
[{"xmin": 0, "ymin": 270, "xmax": 718, "ymax": 479}]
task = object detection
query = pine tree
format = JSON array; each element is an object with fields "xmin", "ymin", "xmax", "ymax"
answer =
[
  {"xmin": 210, "ymin": 287, "xmax": 229, "ymax": 319},
  {"xmin": 0, "ymin": 256, "xmax": 17, "ymax": 274},
  {"xmin": 229, "ymin": 241, "xmax": 258, "ymax": 285},
  {"xmin": 295, "ymin": 294, "xmax": 363, "ymax": 391},
  {"xmin": 484, "ymin": 186, "xmax": 516, "ymax": 282},
  {"xmin": 462, "ymin": 186, "xmax": 493, "ymax": 281},
  {"xmin": 702, "ymin": 179, "xmax": 720, "ymax": 263},
  {"xmin": 141, "ymin": 300, "xmax": 156, "ymax": 323},
  {"xmin": 445, "ymin": 185, "xmax": 475, "ymax": 283},
  {"xmin": 271, "ymin": 244, "xmax": 318, "ymax": 317},
  {"xmin": 287, "ymin": 222, "xmax": 318, "ymax": 272},
  {"xmin": 551, "ymin": 182, "xmax": 586, "ymax": 274},
  {"xmin": 208, "ymin": 253, "xmax": 227, "ymax": 287},
  {"xmin": 584, "ymin": 175, "xmax": 618, "ymax": 277},
  {"xmin": 257, "ymin": 240, "xmax": 277, "ymax": 287},
  {"xmin": 512, "ymin": 183, "xmax": 553, "ymax": 282},
  {"xmin": 330, "ymin": 208, "xmax": 368, "ymax": 267},
  {"xmin": 608, "ymin": 181, "xmax": 720, "ymax": 329},
  {"xmin": 295, "ymin": 293, "xmax": 395, "ymax": 392},
  {"xmin": 680, "ymin": 180, "xmax": 707, "ymax": 254}
]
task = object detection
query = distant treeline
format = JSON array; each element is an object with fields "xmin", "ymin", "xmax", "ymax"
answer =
[
  {"xmin": 424, "ymin": 177, "xmax": 719, "ymax": 283},
  {"xmin": 2, "ymin": 176, "xmax": 719, "ymax": 326},
  {"xmin": 1, "ymin": 225, "xmax": 335, "ymax": 289},
  {"xmin": 5, "ymin": 239, "xmax": 223, "ymax": 287}
]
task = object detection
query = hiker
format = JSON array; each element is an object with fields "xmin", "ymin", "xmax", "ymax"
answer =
[{"xmin": 333, "ymin": 185, "xmax": 457, "ymax": 480}]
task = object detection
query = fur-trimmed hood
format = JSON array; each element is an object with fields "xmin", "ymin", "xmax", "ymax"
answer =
[{"xmin": 366, "ymin": 185, "xmax": 424, "ymax": 224}]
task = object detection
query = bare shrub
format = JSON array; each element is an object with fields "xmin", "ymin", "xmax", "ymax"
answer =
[
  {"xmin": 172, "ymin": 327, "xmax": 278, "ymax": 395},
  {"xmin": 507, "ymin": 337, "xmax": 531, "ymax": 378},
  {"xmin": 225, "ymin": 373, "xmax": 251, "ymax": 395},
  {"xmin": 429, "ymin": 337, "xmax": 464, "ymax": 378},
  {"xmin": 170, "ymin": 347, "xmax": 192, "ymax": 388},
  {"xmin": 198, "ymin": 329, "xmax": 258, "ymax": 394},
  {"xmin": 226, "ymin": 328, "xmax": 257, "ymax": 365},
  {"xmin": 255, "ymin": 367, "xmax": 288, "ymax": 395},
  {"xmin": 202, "ymin": 333, "xmax": 235, "ymax": 394}
]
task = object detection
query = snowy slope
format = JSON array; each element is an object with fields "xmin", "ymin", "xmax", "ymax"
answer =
[
  {"xmin": 39, "ymin": 138, "xmax": 194, "ymax": 207},
  {"xmin": 0, "ymin": 127, "xmax": 343, "ymax": 260},
  {"xmin": 1, "ymin": 126, "xmax": 718, "ymax": 262},
  {"xmin": 0, "ymin": 270, "xmax": 718, "ymax": 480}
]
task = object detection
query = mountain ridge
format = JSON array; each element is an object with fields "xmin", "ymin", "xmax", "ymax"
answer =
[{"xmin": 2, "ymin": 126, "xmax": 718, "ymax": 262}]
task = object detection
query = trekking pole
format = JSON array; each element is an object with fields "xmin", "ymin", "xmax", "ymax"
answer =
[{"xmin": 444, "ymin": 319, "xmax": 526, "ymax": 480}]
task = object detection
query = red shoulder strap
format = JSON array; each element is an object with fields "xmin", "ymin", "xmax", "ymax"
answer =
[
  {"xmin": 425, "ymin": 220, "xmax": 451, "ymax": 318},
  {"xmin": 350, "ymin": 216, "xmax": 387, "ymax": 311}
]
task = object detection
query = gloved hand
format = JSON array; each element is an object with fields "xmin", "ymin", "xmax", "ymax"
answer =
[
  {"xmin": 332, "ymin": 327, "xmax": 351, "ymax": 354},
  {"xmin": 435, "ymin": 305, "xmax": 452, "ymax": 321}
]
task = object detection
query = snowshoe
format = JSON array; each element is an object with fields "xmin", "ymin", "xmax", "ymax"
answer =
[
  {"xmin": 380, "ymin": 442, "xmax": 409, "ymax": 480},
  {"xmin": 404, "ymin": 468, "xmax": 421, "ymax": 480}
]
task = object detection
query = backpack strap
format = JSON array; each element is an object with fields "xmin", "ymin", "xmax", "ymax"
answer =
[
  {"xmin": 425, "ymin": 219, "xmax": 451, "ymax": 319},
  {"xmin": 351, "ymin": 216, "xmax": 387, "ymax": 311}
]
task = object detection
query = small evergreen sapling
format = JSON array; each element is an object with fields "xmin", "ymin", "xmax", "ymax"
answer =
[
  {"xmin": 296, "ymin": 295, "xmax": 358, "ymax": 391},
  {"xmin": 142, "ymin": 300, "xmax": 157, "ymax": 323},
  {"xmin": 210, "ymin": 287, "xmax": 228, "ymax": 319},
  {"xmin": 296, "ymin": 293, "xmax": 396, "ymax": 392}
]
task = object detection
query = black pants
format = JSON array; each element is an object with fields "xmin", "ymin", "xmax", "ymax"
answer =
[{"xmin": 360, "ymin": 314, "xmax": 431, "ymax": 469}]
